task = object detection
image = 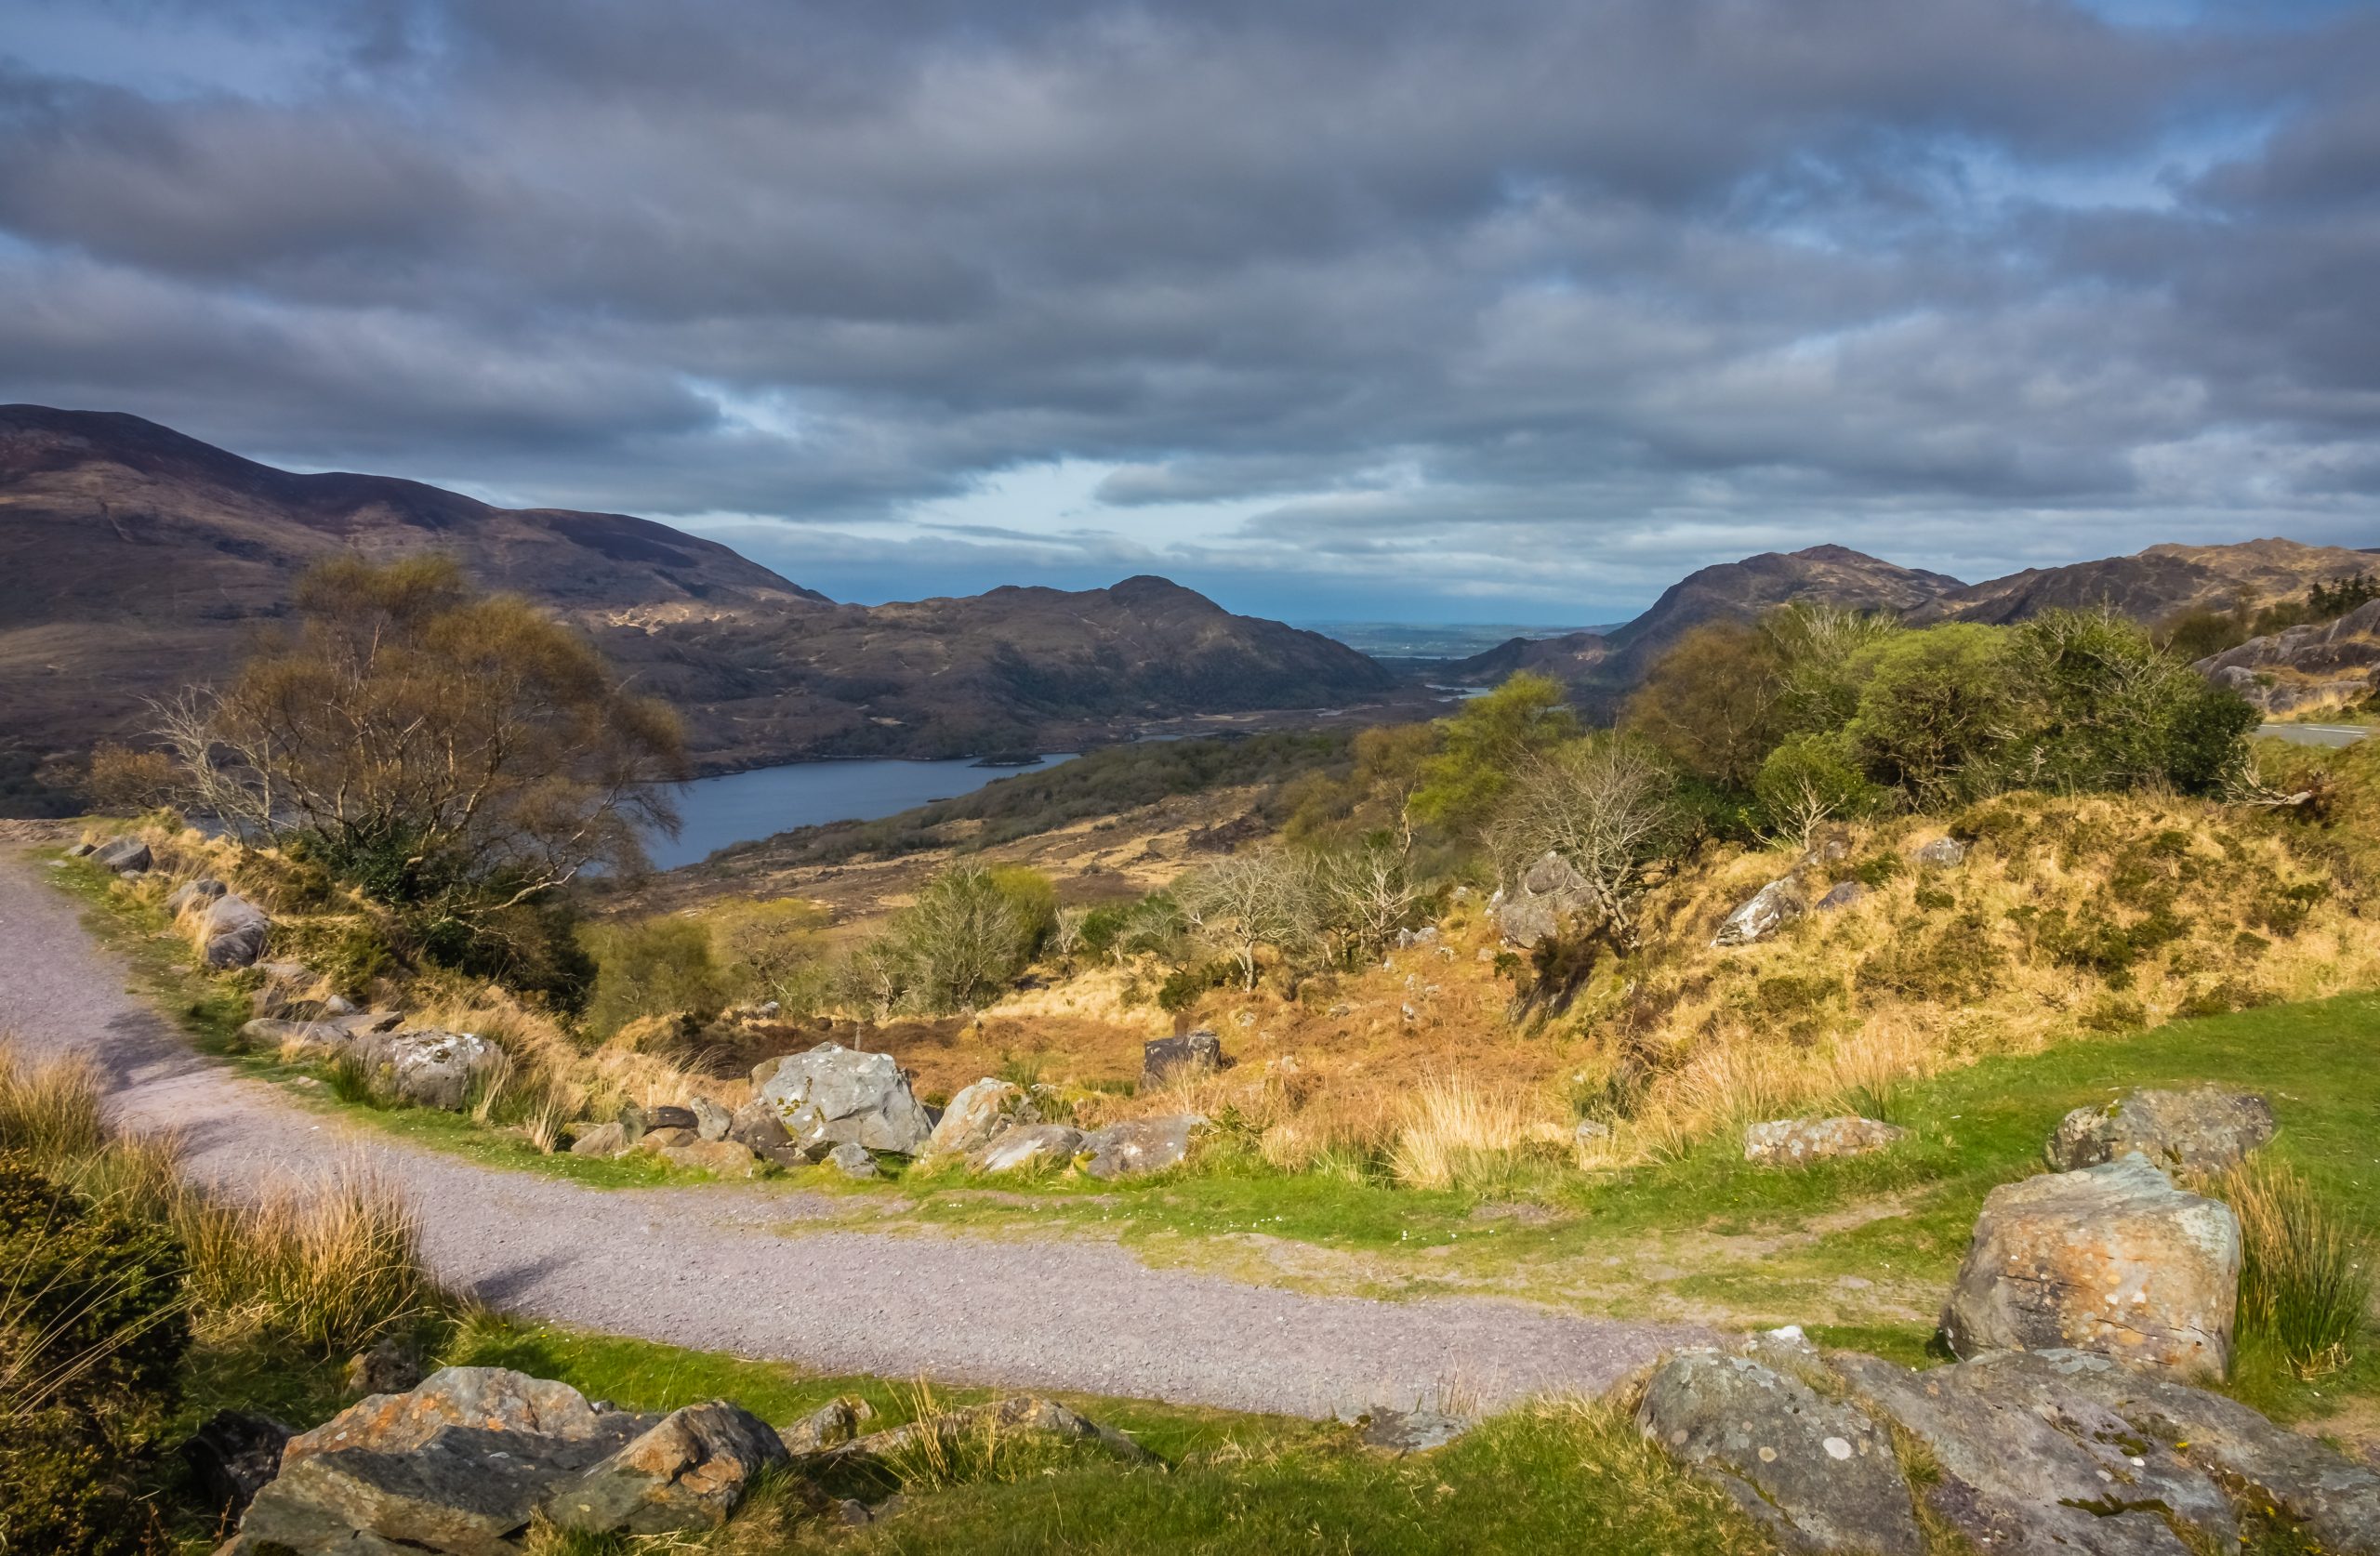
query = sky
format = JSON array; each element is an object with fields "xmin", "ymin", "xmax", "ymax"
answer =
[{"xmin": 3, "ymin": 0, "xmax": 2377, "ymax": 624}]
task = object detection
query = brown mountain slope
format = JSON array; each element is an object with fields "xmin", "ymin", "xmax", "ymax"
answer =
[
  {"xmin": 1444, "ymin": 544, "xmax": 1965, "ymax": 712},
  {"xmin": 1922, "ymin": 538, "xmax": 2378, "ymax": 626},
  {"xmin": 0, "ymin": 407, "xmax": 1396, "ymax": 808}
]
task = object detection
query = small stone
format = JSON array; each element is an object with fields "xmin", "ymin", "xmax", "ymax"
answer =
[
  {"xmin": 826, "ymin": 1141, "xmax": 879, "ymax": 1179},
  {"xmin": 570, "ymin": 1121, "xmax": 628, "ymax": 1158},
  {"xmin": 1744, "ymin": 1116, "xmax": 1906, "ymax": 1167},
  {"xmin": 1357, "ymin": 1409, "xmax": 1471, "ymax": 1455},
  {"xmin": 688, "ymin": 1096, "xmax": 733, "ymax": 1142}
]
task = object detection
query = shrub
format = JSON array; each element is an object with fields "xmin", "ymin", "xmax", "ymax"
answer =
[
  {"xmin": 1844, "ymin": 624, "xmax": 2024, "ymax": 808},
  {"xmin": 579, "ymin": 916, "xmax": 733, "ymax": 1036},
  {"xmin": 2216, "ymin": 1157, "xmax": 2372, "ymax": 1378},
  {"xmin": 1753, "ymin": 732, "xmax": 1885, "ymax": 846}
]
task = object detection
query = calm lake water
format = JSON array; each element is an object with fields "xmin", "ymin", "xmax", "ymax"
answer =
[{"xmin": 647, "ymin": 753, "xmax": 1077, "ymax": 869}]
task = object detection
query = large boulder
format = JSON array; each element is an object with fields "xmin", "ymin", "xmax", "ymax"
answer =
[
  {"xmin": 1834, "ymin": 1350, "xmax": 2238, "ymax": 1556},
  {"xmin": 1638, "ymin": 1349, "xmax": 1921, "ymax": 1555},
  {"xmin": 1744, "ymin": 1116, "xmax": 1905, "ymax": 1167},
  {"xmin": 1489, "ymin": 851, "xmax": 1592, "ymax": 948},
  {"xmin": 1941, "ymin": 1154, "xmax": 2240, "ymax": 1379},
  {"xmin": 1078, "ymin": 1114, "xmax": 1201, "ymax": 1179},
  {"xmin": 542, "ymin": 1401, "xmax": 789, "ymax": 1535},
  {"xmin": 228, "ymin": 1368, "xmax": 657, "ymax": 1556},
  {"xmin": 972, "ymin": 1123, "xmax": 1083, "ymax": 1174},
  {"xmin": 376, "ymin": 1029, "xmax": 498, "ymax": 1111},
  {"xmin": 920, "ymin": 1078, "xmax": 1030, "ymax": 1163},
  {"xmin": 200, "ymin": 893, "xmax": 271, "ymax": 968},
  {"xmin": 1712, "ymin": 878, "xmax": 1805, "ymax": 947},
  {"xmin": 756, "ymin": 1043, "xmax": 933, "ymax": 1155},
  {"xmin": 1142, "ymin": 1030, "xmax": 1224, "ymax": 1089},
  {"xmin": 2046, "ymin": 1087, "xmax": 2276, "ymax": 1174},
  {"xmin": 92, "ymin": 836, "xmax": 152, "ymax": 874}
]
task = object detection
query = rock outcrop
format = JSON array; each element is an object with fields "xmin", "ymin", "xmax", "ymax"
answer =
[
  {"xmin": 1940, "ymin": 1154, "xmax": 2240, "ymax": 1379},
  {"xmin": 2196, "ymin": 597, "xmax": 2380, "ymax": 715},
  {"xmin": 1489, "ymin": 851, "xmax": 1592, "ymax": 948},
  {"xmin": 919, "ymin": 1078, "xmax": 1031, "ymax": 1164},
  {"xmin": 2046, "ymin": 1087, "xmax": 2276, "ymax": 1174},
  {"xmin": 1712, "ymin": 878, "xmax": 1805, "ymax": 947},
  {"xmin": 1638, "ymin": 1347, "xmax": 1921, "ymax": 1555}
]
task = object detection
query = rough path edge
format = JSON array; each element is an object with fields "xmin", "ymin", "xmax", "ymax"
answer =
[{"xmin": 0, "ymin": 849, "xmax": 1711, "ymax": 1420}]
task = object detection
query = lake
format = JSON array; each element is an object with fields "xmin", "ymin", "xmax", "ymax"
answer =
[{"xmin": 646, "ymin": 753, "xmax": 1078, "ymax": 869}]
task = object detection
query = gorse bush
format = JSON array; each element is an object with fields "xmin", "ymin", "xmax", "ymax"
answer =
[{"xmin": 2217, "ymin": 1156, "xmax": 2372, "ymax": 1379}]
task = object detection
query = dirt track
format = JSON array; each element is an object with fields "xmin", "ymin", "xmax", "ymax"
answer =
[{"xmin": 0, "ymin": 848, "xmax": 1712, "ymax": 1419}]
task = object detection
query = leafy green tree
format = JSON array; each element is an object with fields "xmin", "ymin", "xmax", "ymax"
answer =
[
  {"xmin": 1766, "ymin": 602, "xmax": 1903, "ymax": 735},
  {"xmin": 1408, "ymin": 673, "xmax": 1579, "ymax": 837},
  {"xmin": 1754, "ymin": 732, "xmax": 1886, "ymax": 845},
  {"xmin": 2006, "ymin": 608, "xmax": 2257, "ymax": 794},
  {"xmin": 1620, "ymin": 622, "xmax": 1783, "ymax": 788},
  {"xmin": 1844, "ymin": 625, "xmax": 2025, "ymax": 808}
]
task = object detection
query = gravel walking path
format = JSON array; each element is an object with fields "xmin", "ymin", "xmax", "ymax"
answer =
[{"xmin": 0, "ymin": 849, "xmax": 1709, "ymax": 1419}]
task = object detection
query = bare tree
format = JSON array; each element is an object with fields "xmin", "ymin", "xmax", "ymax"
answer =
[
  {"xmin": 1315, "ymin": 841, "xmax": 1424, "ymax": 958},
  {"xmin": 1179, "ymin": 849, "xmax": 1318, "ymax": 990},
  {"xmin": 1488, "ymin": 737, "xmax": 1680, "ymax": 952}
]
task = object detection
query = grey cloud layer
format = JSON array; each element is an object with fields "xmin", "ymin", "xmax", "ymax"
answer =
[{"xmin": 2, "ymin": 0, "xmax": 2375, "ymax": 613}]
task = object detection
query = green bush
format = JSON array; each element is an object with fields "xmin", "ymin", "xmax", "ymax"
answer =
[
  {"xmin": 1752, "ymin": 732, "xmax": 1884, "ymax": 843},
  {"xmin": 579, "ymin": 916, "xmax": 733, "ymax": 1035}
]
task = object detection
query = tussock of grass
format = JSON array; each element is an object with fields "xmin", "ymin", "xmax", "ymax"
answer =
[
  {"xmin": 2215, "ymin": 1155, "xmax": 2373, "ymax": 1379},
  {"xmin": 0, "ymin": 1045, "xmax": 109, "ymax": 1163}
]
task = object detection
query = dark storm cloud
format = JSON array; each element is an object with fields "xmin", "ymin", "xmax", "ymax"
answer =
[{"xmin": 2, "ymin": 0, "xmax": 2376, "ymax": 616}]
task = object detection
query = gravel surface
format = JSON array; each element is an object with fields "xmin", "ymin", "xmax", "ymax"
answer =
[{"xmin": 0, "ymin": 850, "xmax": 1711, "ymax": 1418}]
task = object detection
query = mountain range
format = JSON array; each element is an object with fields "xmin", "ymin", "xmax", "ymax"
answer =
[
  {"xmin": 0, "ymin": 405, "xmax": 1395, "ymax": 806},
  {"xmin": 2, "ymin": 404, "xmax": 2371, "ymax": 814},
  {"xmin": 1444, "ymin": 537, "xmax": 2377, "ymax": 713}
]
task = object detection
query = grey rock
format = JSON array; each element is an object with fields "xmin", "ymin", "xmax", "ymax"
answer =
[
  {"xmin": 1356, "ymin": 1409, "xmax": 1470, "ymax": 1455},
  {"xmin": 2047, "ymin": 1086, "xmax": 2276, "ymax": 1174},
  {"xmin": 1942, "ymin": 1154, "xmax": 2240, "ymax": 1379},
  {"xmin": 826, "ymin": 1140, "xmax": 879, "ymax": 1179},
  {"xmin": 1142, "ymin": 1029, "xmax": 1225, "ymax": 1088},
  {"xmin": 972, "ymin": 1123, "xmax": 1083, "ymax": 1174},
  {"xmin": 168, "ymin": 877, "xmax": 230, "ymax": 914},
  {"xmin": 920, "ymin": 1078, "xmax": 1029, "ymax": 1163},
  {"xmin": 1744, "ymin": 1116, "xmax": 1906, "ymax": 1167},
  {"xmin": 2006, "ymin": 1347, "xmax": 2380, "ymax": 1555},
  {"xmin": 780, "ymin": 1396, "xmax": 873, "ymax": 1454},
  {"xmin": 377, "ymin": 1029, "xmax": 497, "ymax": 1112},
  {"xmin": 543, "ymin": 1400, "xmax": 789, "ymax": 1536},
  {"xmin": 1490, "ymin": 850, "xmax": 1591, "ymax": 948},
  {"xmin": 643, "ymin": 1104, "xmax": 699, "ymax": 1132},
  {"xmin": 1816, "ymin": 879, "xmax": 1869, "ymax": 912},
  {"xmin": 64, "ymin": 840, "xmax": 96, "ymax": 857},
  {"xmin": 1639, "ymin": 1351, "xmax": 1921, "ymax": 1556},
  {"xmin": 569, "ymin": 1121, "xmax": 629, "ymax": 1158},
  {"xmin": 200, "ymin": 893, "xmax": 271, "ymax": 969},
  {"xmin": 757, "ymin": 1043, "xmax": 933, "ymax": 1155},
  {"xmin": 92, "ymin": 836, "xmax": 152, "ymax": 873},
  {"xmin": 1712, "ymin": 877, "xmax": 1805, "ymax": 947},
  {"xmin": 727, "ymin": 1101, "xmax": 807, "ymax": 1166},
  {"xmin": 687, "ymin": 1096, "xmax": 732, "ymax": 1141},
  {"xmin": 1078, "ymin": 1114, "xmax": 1201, "ymax": 1179},
  {"xmin": 1835, "ymin": 1350, "xmax": 2229, "ymax": 1556},
  {"xmin": 1912, "ymin": 837, "xmax": 1967, "ymax": 867}
]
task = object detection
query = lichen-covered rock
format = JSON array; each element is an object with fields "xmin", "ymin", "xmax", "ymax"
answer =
[
  {"xmin": 1744, "ymin": 1116, "xmax": 1905, "ymax": 1167},
  {"xmin": 1355, "ymin": 1409, "xmax": 1471, "ymax": 1455},
  {"xmin": 779, "ymin": 1396, "xmax": 873, "ymax": 1454},
  {"xmin": 1816, "ymin": 879, "xmax": 1869, "ymax": 912},
  {"xmin": 1834, "ymin": 1349, "xmax": 2236, "ymax": 1556},
  {"xmin": 920, "ymin": 1078, "xmax": 1029, "ymax": 1163},
  {"xmin": 688, "ymin": 1096, "xmax": 733, "ymax": 1142},
  {"xmin": 1712, "ymin": 878, "xmax": 1805, "ymax": 947},
  {"xmin": 1941, "ymin": 1154, "xmax": 2240, "ymax": 1379},
  {"xmin": 282, "ymin": 1368, "xmax": 615, "ymax": 1466},
  {"xmin": 200, "ymin": 893, "xmax": 271, "ymax": 968},
  {"xmin": 1639, "ymin": 1351, "xmax": 1921, "ymax": 1556},
  {"xmin": 972, "ymin": 1123, "xmax": 1083, "ymax": 1174},
  {"xmin": 757, "ymin": 1043, "xmax": 933, "ymax": 1155},
  {"xmin": 1142, "ymin": 1029, "xmax": 1225, "ymax": 1088},
  {"xmin": 2046, "ymin": 1087, "xmax": 2276, "ymax": 1174},
  {"xmin": 727, "ymin": 1100, "xmax": 807, "ymax": 1166},
  {"xmin": 543, "ymin": 1401, "xmax": 789, "ymax": 1536},
  {"xmin": 1078, "ymin": 1114, "xmax": 1201, "ymax": 1179},
  {"xmin": 377, "ymin": 1029, "xmax": 496, "ymax": 1111}
]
